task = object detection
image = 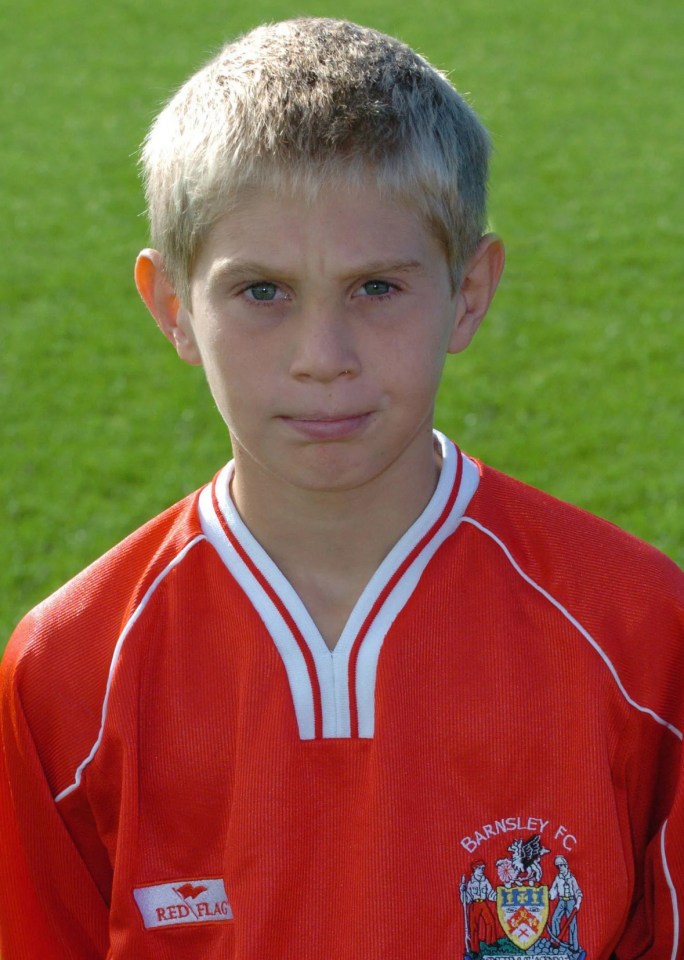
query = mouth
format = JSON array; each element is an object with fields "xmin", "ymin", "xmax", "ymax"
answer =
[{"xmin": 280, "ymin": 412, "xmax": 373, "ymax": 441}]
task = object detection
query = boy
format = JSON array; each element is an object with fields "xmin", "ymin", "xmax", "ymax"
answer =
[{"xmin": 0, "ymin": 17, "xmax": 682, "ymax": 960}]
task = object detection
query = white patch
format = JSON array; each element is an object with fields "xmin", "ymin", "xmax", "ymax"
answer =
[{"xmin": 133, "ymin": 878, "xmax": 233, "ymax": 929}]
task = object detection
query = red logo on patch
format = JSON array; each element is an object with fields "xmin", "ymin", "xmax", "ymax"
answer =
[{"xmin": 175, "ymin": 883, "xmax": 208, "ymax": 900}]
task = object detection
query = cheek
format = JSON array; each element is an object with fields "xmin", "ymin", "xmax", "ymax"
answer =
[
  {"xmin": 383, "ymin": 323, "xmax": 452, "ymax": 387},
  {"xmin": 202, "ymin": 358, "xmax": 278, "ymax": 427}
]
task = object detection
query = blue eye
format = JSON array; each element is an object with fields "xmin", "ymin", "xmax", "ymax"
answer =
[
  {"xmin": 248, "ymin": 282, "xmax": 279, "ymax": 301},
  {"xmin": 361, "ymin": 280, "xmax": 392, "ymax": 296}
]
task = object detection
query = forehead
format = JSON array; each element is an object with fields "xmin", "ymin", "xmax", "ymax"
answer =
[{"xmin": 191, "ymin": 180, "xmax": 447, "ymax": 282}]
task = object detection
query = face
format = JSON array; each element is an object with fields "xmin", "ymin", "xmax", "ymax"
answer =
[{"xmin": 141, "ymin": 180, "xmax": 502, "ymax": 502}]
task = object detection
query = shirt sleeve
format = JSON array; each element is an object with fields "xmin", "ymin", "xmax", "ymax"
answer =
[
  {"xmin": 615, "ymin": 721, "xmax": 684, "ymax": 958},
  {"xmin": 0, "ymin": 634, "xmax": 110, "ymax": 960}
]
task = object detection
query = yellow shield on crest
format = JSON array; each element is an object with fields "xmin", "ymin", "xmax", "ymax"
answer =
[{"xmin": 496, "ymin": 884, "xmax": 549, "ymax": 950}]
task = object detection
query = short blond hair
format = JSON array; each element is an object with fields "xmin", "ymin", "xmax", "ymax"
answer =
[{"xmin": 141, "ymin": 18, "xmax": 491, "ymax": 301}]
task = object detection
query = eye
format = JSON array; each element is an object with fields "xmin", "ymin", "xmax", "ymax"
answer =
[
  {"xmin": 358, "ymin": 280, "xmax": 393, "ymax": 297},
  {"xmin": 245, "ymin": 282, "xmax": 284, "ymax": 302}
]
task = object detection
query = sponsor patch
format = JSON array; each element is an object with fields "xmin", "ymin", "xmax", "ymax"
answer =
[{"xmin": 133, "ymin": 878, "xmax": 233, "ymax": 929}]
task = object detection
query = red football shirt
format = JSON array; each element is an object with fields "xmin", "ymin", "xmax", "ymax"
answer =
[{"xmin": 1, "ymin": 436, "xmax": 682, "ymax": 959}]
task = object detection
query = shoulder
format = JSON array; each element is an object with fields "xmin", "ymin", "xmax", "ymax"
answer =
[
  {"xmin": 462, "ymin": 460, "xmax": 684, "ymax": 725},
  {"xmin": 5, "ymin": 489, "xmax": 206, "ymax": 663},
  {"xmin": 0, "ymin": 488, "xmax": 210, "ymax": 788},
  {"xmin": 465, "ymin": 460, "xmax": 683, "ymax": 604}
]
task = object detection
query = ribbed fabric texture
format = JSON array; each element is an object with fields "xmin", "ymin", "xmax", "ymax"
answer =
[{"xmin": 1, "ymin": 460, "xmax": 682, "ymax": 959}]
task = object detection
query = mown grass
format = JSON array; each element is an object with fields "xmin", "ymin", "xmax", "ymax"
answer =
[{"xmin": 2, "ymin": 0, "xmax": 682, "ymax": 644}]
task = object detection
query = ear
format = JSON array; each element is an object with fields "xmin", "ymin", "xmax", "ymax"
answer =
[
  {"xmin": 448, "ymin": 234, "xmax": 505, "ymax": 354},
  {"xmin": 134, "ymin": 249, "xmax": 202, "ymax": 365}
]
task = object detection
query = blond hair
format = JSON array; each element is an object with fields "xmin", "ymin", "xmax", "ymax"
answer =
[{"xmin": 141, "ymin": 18, "xmax": 491, "ymax": 301}]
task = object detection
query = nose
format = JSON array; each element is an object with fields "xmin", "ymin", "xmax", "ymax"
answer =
[{"xmin": 288, "ymin": 302, "xmax": 360, "ymax": 383}]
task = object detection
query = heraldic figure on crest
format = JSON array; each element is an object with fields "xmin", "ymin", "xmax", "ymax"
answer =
[
  {"xmin": 549, "ymin": 856, "xmax": 583, "ymax": 954},
  {"xmin": 460, "ymin": 861, "xmax": 498, "ymax": 952},
  {"xmin": 458, "ymin": 836, "xmax": 586, "ymax": 959}
]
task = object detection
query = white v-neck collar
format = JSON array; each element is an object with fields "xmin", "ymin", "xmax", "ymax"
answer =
[{"xmin": 198, "ymin": 431, "xmax": 478, "ymax": 738}]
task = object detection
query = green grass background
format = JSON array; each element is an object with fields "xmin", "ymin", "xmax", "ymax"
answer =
[{"xmin": 1, "ymin": 0, "xmax": 682, "ymax": 645}]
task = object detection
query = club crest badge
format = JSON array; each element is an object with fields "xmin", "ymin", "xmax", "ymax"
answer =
[{"xmin": 458, "ymin": 826, "xmax": 586, "ymax": 959}]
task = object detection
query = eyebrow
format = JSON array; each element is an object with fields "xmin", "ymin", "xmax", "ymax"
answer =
[
  {"xmin": 345, "ymin": 259, "xmax": 424, "ymax": 278},
  {"xmin": 208, "ymin": 258, "xmax": 425, "ymax": 286}
]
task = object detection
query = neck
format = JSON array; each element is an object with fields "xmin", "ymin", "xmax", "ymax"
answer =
[
  {"xmin": 228, "ymin": 433, "xmax": 443, "ymax": 648},
  {"xmin": 233, "ymin": 439, "xmax": 441, "ymax": 566}
]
